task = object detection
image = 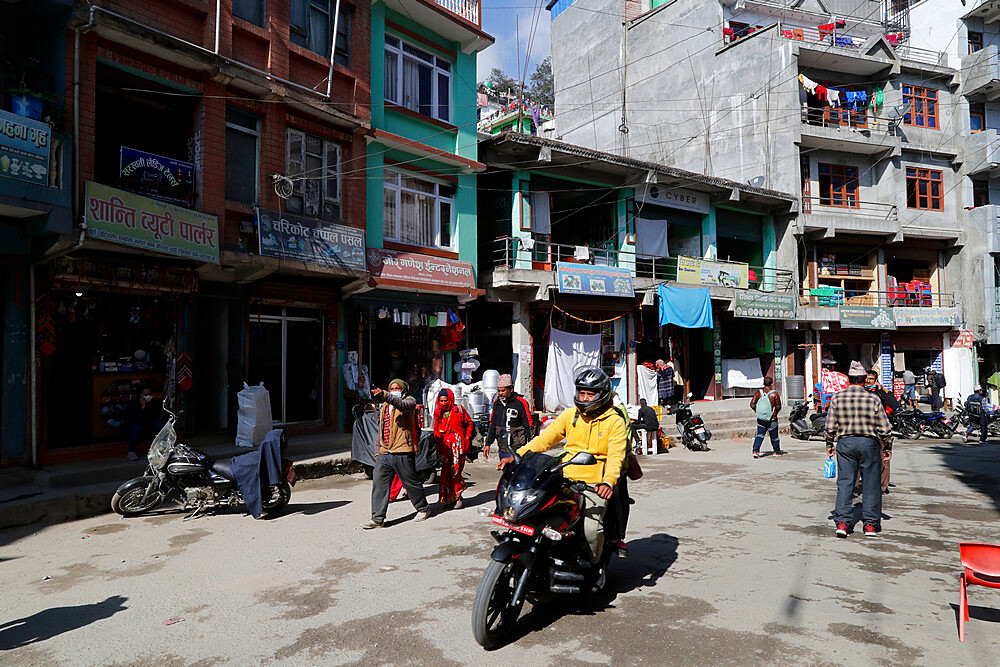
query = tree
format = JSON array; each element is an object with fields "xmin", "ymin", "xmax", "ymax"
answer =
[
  {"xmin": 528, "ymin": 56, "xmax": 553, "ymax": 109},
  {"xmin": 486, "ymin": 67, "xmax": 519, "ymax": 96}
]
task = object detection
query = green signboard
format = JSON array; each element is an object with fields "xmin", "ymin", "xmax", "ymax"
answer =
[
  {"xmin": 839, "ymin": 305, "xmax": 896, "ymax": 330},
  {"xmin": 85, "ymin": 181, "xmax": 219, "ymax": 263},
  {"xmin": 734, "ymin": 291, "xmax": 796, "ymax": 319}
]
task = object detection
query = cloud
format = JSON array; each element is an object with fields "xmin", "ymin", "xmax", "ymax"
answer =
[{"xmin": 478, "ymin": 6, "xmax": 552, "ymax": 83}]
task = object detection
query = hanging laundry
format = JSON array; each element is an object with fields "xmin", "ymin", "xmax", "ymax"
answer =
[
  {"xmin": 573, "ymin": 245, "xmax": 590, "ymax": 261},
  {"xmin": 816, "ymin": 85, "xmax": 828, "ymax": 103},
  {"xmin": 798, "ymin": 74, "xmax": 819, "ymax": 95},
  {"xmin": 845, "ymin": 91, "xmax": 857, "ymax": 111},
  {"xmin": 827, "ymin": 88, "xmax": 841, "ymax": 108},
  {"xmin": 817, "ymin": 22, "xmax": 836, "ymax": 38},
  {"xmin": 856, "ymin": 90, "xmax": 868, "ymax": 109},
  {"xmin": 531, "ymin": 104, "xmax": 541, "ymax": 129}
]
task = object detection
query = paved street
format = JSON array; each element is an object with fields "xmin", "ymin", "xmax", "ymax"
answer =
[{"xmin": 2, "ymin": 434, "xmax": 999, "ymax": 666}]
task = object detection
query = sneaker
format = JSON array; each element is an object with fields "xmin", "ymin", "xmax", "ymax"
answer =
[
  {"xmin": 360, "ymin": 520, "xmax": 383, "ymax": 530},
  {"xmin": 864, "ymin": 523, "xmax": 878, "ymax": 538},
  {"xmin": 773, "ymin": 450, "xmax": 786, "ymax": 457},
  {"xmin": 752, "ymin": 452, "xmax": 760, "ymax": 459},
  {"xmin": 413, "ymin": 510, "xmax": 431, "ymax": 522},
  {"xmin": 836, "ymin": 522, "xmax": 848, "ymax": 538},
  {"xmin": 126, "ymin": 451, "xmax": 139, "ymax": 461}
]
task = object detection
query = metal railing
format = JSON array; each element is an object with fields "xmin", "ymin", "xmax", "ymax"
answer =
[
  {"xmin": 800, "ymin": 287, "xmax": 955, "ymax": 308},
  {"xmin": 433, "ymin": 0, "xmax": 480, "ymax": 27},
  {"xmin": 894, "ymin": 44, "xmax": 948, "ymax": 68},
  {"xmin": 492, "ymin": 236, "xmax": 795, "ymax": 292},
  {"xmin": 801, "ymin": 196, "xmax": 898, "ymax": 221}
]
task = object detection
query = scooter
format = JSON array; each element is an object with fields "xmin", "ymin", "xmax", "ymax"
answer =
[
  {"xmin": 669, "ymin": 393, "xmax": 711, "ymax": 450},
  {"xmin": 788, "ymin": 398, "xmax": 826, "ymax": 440}
]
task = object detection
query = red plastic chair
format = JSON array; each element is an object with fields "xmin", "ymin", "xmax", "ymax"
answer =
[{"xmin": 958, "ymin": 542, "xmax": 1000, "ymax": 641}]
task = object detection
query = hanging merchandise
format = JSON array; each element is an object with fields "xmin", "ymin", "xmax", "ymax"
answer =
[
  {"xmin": 36, "ymin": 297, "xmax": 57, "ymax": 356},
  {"xmin": 176, "ymin": 351, "xmax": 193, "ymax": 391}
]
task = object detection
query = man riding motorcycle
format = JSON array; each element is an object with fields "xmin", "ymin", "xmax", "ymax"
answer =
[{"xmin": 499, "ymin": 367, "xmax": 627, "ymax": 565}]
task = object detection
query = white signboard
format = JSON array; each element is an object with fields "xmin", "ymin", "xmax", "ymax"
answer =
[{"xmin": 636, "ymin": 183, "xmax": 710, "ymax": 214}]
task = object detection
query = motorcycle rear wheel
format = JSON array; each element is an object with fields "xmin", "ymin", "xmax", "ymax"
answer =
[
  {"xmin": 261, "ymin": 482, "xmax": 291, "ymax": 517},
  {"xmin": 111, "ymin": 477, "xmax": 164, "ymax": 517},
  {"xmin": 898, "ymin": 420, "xmax": 920, "ymax": 439},
  {"xmin": 472, "ymin": 558, "xmax": 525, "ymax": 649}
]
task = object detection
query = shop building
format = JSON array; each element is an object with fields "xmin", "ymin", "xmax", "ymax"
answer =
[
  {"xmin": 34, "ymin": 0, "xmax": 372, "ymax": 463},
  {"xmin": 475, "ymin": 133, "xmax": 797, "ymax": 411}
]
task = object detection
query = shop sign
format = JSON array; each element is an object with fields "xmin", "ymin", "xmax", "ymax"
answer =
[
  {"xmin": 951, "ymin": 330, "xmax": 974, "ymax": 348},
  {"xmin": 119, "ymin": 147, "xmax": 195, "ymax": 207},
  {"xmin": 555, "ymin": 262, "xmax": 634, "ymax": 297},
  {"xmin": 85, "ymin": 181, "xmax": 219, "ymax": 264},
  {"xmin": 839, "ymin": 305, "xmax": 896, "ymax": 330},
  {"xmin": 366, "ymin": 248, "xmax": 476, "ymax": 292},
  {"xmin": 257, "ymin": 208, "xmax": 366, "ymax": 271},
  {"xmin": 892, "ymin": 306, "xmax": 962, "ymax": 327},
  {"xmin": 0, "ymin": 108, "xmax": 50, "ymax": 184},
  {"xmin": 734, "ymin": 291, "xmax": 796, "ymax": 319},
  {"xmin": 773, "ymin": 330, "xmax": 783, "ymax": 381},
  {"xmin": 676, "ymin": 255, "xmax": 749, "ymax": 289},
  {"xmin": 636, "ymin": 184, "xmax": 710, "ymax": 214},
  {"xmin": 50, "ymin": 256, "xmax": 198, "ymax": 293}
]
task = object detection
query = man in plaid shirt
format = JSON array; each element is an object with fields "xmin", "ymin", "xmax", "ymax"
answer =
[{"xmin": 825, "ymin": 361, "xmax": 892, "ymax": 538}]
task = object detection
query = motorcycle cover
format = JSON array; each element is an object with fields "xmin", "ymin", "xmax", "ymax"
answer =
[
  {"xmin": 350, "ymin": 410, "xmax": 439, "ymax": 472},
  {"xmin": 231, "ymin": 429, "xmax": 284, "ymax": 518}
]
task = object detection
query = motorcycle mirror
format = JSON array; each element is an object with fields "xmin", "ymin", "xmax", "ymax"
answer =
[
  {"xmin": 686, "ymin": 392, "xmax": 693, "ymax": 399},
  {"xmin": 555, "ymin": 452, "xmax": 597, "ymax": 471}
]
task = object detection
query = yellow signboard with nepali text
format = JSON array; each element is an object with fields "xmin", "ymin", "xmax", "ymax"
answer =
[
  {"xmin": 84, "ymin": 181, "xmax": 219, "ymax": 264},
  {"xmin": 676, "ymin": 255, "xmax": 749, "ymax": 289}
]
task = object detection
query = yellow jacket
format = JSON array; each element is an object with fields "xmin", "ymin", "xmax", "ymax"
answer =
[{"xmin": 517, "ymin": 406, "xmax": 627, "ymax": 486}]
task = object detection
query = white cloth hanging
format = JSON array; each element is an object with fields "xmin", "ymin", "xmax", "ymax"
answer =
[
  {"xmin": 636, "ymin": 217, "xmax": 670, "ymax": 258},
  {"xmin": 827, "ymin": 88, "xmax": 841, "ymax": 108},
  {"xmin": 637, "ymin": 365, "xmax": 659, "ymax": 405},
  {"xmin": 722, "ymin": 358, "xmax": 764, "ymax": 389},
  {"xmin": 574, "ymin": 245, "xmax": 591, "ymax": 261},
  {"xmin": 798, "ymin": 73, "xmax": 819, "ymax": 94},
  {"xmin": 521, "ymin": 236, "xmax": 535, "ymax": 250},
  {"xmin": 543, "ymin": 328, "xmax": 602, "ymax": 412}
]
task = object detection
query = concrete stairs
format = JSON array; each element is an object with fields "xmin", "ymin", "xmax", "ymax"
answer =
[{"xmin": 657, "ymin": 399, "xmax": 791, "ymax": 447}]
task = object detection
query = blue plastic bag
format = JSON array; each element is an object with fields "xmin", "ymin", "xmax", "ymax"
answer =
[{"xmin": 824, "ymin": 457, "xmax": 836, "ymax": 479}]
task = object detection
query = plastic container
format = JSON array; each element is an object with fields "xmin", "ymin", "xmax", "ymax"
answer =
[
  {"xmin": 481, "ymin": 369, "xmax": 499, "ymax": 403},
  {"xmin": 824, "ymin": 457, "xmax": 836, "ymax": 479},
  {"xmin": 787, "ymin": 375, "xmax": 806, "ymax": 400}
]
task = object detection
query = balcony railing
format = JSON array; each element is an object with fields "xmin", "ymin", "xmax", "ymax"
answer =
[
  {"xmin": 433, "ymin": 0, "xmax": 480, "ymax": 27},
  {"xmin": 800, "ymin": 288, "xmax": 955, "ymax": 308},
  {"xmin": 801, "ymin": 196, "xmax": 898, "ymax": 221},
  {"xmin": 492, "ymin": 236, "xmax": 795, "ymax": 292},
  {"xmin": 801, "ymin": 108, "xmax": 895, "ymax": 133}
]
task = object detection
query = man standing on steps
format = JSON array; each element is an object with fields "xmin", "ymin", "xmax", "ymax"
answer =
[
  {"xmin": 825, "ymin": 361, "xmax": 892, "ymax": 538},
  {"xmin": 750, "ymin": 377, "xmax": 784, "ymax": 459}
]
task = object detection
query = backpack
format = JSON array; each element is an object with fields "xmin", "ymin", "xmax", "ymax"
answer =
[
  {"xmin": 755, "ymin": 390, "xmax": 776, "ymax": 422},
  {"xmin": 935, "ymin": 373, "xmax": 947, "ymax": 389}
]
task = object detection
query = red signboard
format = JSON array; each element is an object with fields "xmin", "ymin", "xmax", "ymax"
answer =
[
  {"xmin": 366, "ymin": 248, "xmax": 480, "ymax": 297},
  {"xmin": 950, "ymin": 330, "xmax": 974, "ymax": 348}
]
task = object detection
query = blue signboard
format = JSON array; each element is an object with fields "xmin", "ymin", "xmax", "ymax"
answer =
[
  {"xmin": 120, "ymin": 147, "xmax": 195, "ymax": 207},
  {"xmin": 556, "ymin": 262, "xmax": 634, "ymax": 297},
  {"xmin": 0, "ymin": 109, "xmax": 50, "ymax": 184},
  {"xmin": 257, "ymin": 208, "xmax": 366, "ymax": 271}
]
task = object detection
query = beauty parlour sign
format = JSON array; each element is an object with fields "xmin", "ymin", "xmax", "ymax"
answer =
[{"xmin": 85, "ymin": 181, "xmax": 219, "ymax": 263}]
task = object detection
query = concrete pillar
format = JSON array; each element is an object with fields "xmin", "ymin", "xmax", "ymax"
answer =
[
  {"xmin": 512, "ymin": 301, "xmax": 533, "ymax": 408},
  {"xmin": 702, "ymin": 208, "xmax": 717, "ymax": 260}
]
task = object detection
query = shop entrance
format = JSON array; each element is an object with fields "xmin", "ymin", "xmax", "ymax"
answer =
[
  {"xmin": 248, "ymin": 306, "xmax": 323, "ymax": 424},
  {"xmin": 720, "ymin": 316, "xmax": 773, "ymax": 398}
]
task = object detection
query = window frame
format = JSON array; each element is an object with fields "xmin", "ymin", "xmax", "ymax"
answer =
[
  {"xmin": 233, "ymin": 0, "xmax": 266, "ymax": 27},
  {"xmin": 970, "ymin": 102, "xmax": 985, "ymax": 133},
  {"xmin": 383, "ymin": 34, "xmax": 453, "ymax": 123},
  {"xmin": 969, "ymin": 30, "xmax": 984, "ymax": 54},
  {"xmin": 382, "ymin": 167, "xmax": 456, "ymax": 250},
  {"xmin": 905, "ymin": 167, "xmax": 944, "ymax": 212},
  {"xmin": 225, "ymin": 106, "xmax": 261, "ymax": 205},
  {"xmin": 290, "ymin": 0, "xmax": 351, "ymax": 66},
  {"xmin": 902, "ymin": 85, "xmax": 939, "ymax": 129},
  {"xmin": 285, "ymin": 127, "xmax": 343, "ymax": 221},
  {"xmin": 817, "ymin": 163, "xmax": 860, "ymax": 209}
]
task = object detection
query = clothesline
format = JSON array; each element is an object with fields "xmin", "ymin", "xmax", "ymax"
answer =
[{"xmin": 798, "ymin": 74, "xmax": 885, "ymax": 113}]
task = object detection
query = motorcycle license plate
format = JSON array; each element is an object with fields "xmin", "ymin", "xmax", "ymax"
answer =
[
  {"xmin": 491, "ymin": 514, "xmax": 535, "ymax": 536},
  {"xmin": 694, "ymin": 427, "xmax": 706, "ymax": 435},
  {"xmin": 943, "ymin": 418, "xmax": 951, "ymax": 424}
]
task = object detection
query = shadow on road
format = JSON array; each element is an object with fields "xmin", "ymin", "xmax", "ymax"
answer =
[
  {"xmin": 278, "ymin": 500, "xmax": 351, "ymax": 518},
  {"xmin": 0, "ymin": 595, "xmax": 128, "ymax": 650},
  {"xmin": 950, "ymin": 602, "xmax": 1000, "ymax": 639},
  {"xmin": 929, "ymin": 444, "xmax": 1000, "ymax": 515}
]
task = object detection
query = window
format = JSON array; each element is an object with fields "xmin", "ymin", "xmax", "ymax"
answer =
[
  {"xmin": 233, "ymin": 0, "xmax": 265, "ymax": 27},
  {"xmin": 384, "ymin": 35, "xmax": 452, "ymax": 122},
  {"xmin": 903, "ymin": 85, "xmax": 939, "ymax": 129},
  {"xmin": 969, "ymin": 30, "xmax": 984, "ymax": 54},
  {"xmin": 225, "ymin": 107, "xmax": 259, "ymax": 204},
  {"xmin": 285, "ymin": 128, "xmax": 342, "ymax": 220},
  {"xmin": 290, "ymin": 0, "xmax": 350, "ymax": 66},
  {"xmin": 382, "ymin": 168, "xmax": 455, "ymax": 249},
  {"xmin": 818, "ymin": 164, "xmax": 859, "ymax": 208},
  {"xmin": 906, "ymin": 167, "xmax": 943, "ymax": 211},
  {"xmin": 971, "ymin": 102, "xmax": 985, "ymax": 133},
  {"xmin": 248, "ymin": 306, "xmax": 323, "ymax": 424},
  {"xmin": 974, "ymin": 180, "xmax": 990, "ymax": 208}
]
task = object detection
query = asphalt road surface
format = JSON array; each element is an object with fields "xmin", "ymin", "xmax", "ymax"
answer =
[{"xmin": 2, "ymin": 434, "xmax": 999, "ymax": 666}]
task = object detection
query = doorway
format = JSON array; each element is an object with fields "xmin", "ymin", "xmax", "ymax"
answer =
[{"xmin": 248, "ymin": 306, "xmax": 323, "ymax": 424}]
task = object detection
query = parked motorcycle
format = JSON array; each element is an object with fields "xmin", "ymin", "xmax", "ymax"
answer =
[
  {"xmin": 788, "ymin": 399, "xmax": 827, "ymax": 440},
  {"xmin": 671, "ymin": 393, "xmax": 712, "ymax": 451},
  {"xmin": 910, "ymin": 408, "xmax": 957, "ymax": 439},
  {"xmin": 111, "ymin": 403, "xmax": 293, "ymax": 519},
  {"xmin": 888, "ymin": 407, "xmax": 922, "ymax": 439},
  {"xmin": 471, "ymin": 450, "xmax": 620, "ymax": 649}
]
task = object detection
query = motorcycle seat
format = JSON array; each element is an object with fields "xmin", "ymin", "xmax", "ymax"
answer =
[{"xmin": 211, "ymin": 458, "xmax": 236, "ymax": 481}]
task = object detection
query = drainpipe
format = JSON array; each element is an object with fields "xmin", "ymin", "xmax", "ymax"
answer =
[
  {"xmin": 214, "ymin": 0, "xmax": 221, "ymax": 53},
  {"xmin": 326, "ymin": 0, "xmax": 342, "ymax": 99}
]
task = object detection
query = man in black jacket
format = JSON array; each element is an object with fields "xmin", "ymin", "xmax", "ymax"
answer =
[
  {"xmin": 485, "ymin": 374, "xmax": 535, "ymax": 465},
  {"xmin": 632, "ymin": 398, "xmax": 660, "ymax": 452}
]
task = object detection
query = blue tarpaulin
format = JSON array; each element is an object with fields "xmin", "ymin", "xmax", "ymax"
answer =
[{"xmin": 658, "ymin": 284, "xmax": 713, "ymax": 328}]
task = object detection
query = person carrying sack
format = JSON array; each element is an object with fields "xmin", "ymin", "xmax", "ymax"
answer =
[{"xmin": 750, "ymin": 377, "xmax": 784, "ymax": 459}]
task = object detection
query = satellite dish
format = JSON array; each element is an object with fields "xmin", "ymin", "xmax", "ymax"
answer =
[{"xmin": 886, "ymin": 101, "xmax": 911, "ymax": 122}]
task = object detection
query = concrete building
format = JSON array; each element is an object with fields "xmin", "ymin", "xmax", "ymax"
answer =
[{"xmin": 549, "ymin": 0, "xmax": 985, "ymax": 404}]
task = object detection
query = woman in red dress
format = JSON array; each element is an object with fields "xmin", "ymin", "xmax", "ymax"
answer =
[{"xmin": 433, "ymin": 388, "xmax": 474, "ymax": 509}]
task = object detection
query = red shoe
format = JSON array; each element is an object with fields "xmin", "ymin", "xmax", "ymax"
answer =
[
  {"xmin": 864, "ymin": 523, "xmax": 878, "ymax": 538},
  {"xmin": 835, "ymin": 522, "xmax": 848, "ymax": 538}
]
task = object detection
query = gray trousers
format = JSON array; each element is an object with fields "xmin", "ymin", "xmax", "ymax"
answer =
[
  {"xmin": 371, "ymin": 452, "xmax": 428, "ymax": 523},
  {"xmin": 834, "ymin": 436, "xmax": 882, "ymax": 526}
]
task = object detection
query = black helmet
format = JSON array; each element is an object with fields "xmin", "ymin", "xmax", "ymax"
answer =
[{"xmin": 573, "ymin": 367, "xmax": 612, "ymax": 416}]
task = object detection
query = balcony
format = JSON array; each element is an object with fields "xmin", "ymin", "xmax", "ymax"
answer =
[
  {"xmin": 799, "ymin": 197, "xmax": 898, "ymax": 236},
  {"xmin": 798, "ymin": 288, "xmax": 960, "ymax": 327},
  {"xmin": 799, "ymin": 108, "xmax": 900, "ymax": 156},
  {"xmin": 382, "ymin": 0, "xmax": 492, "ymax": 53},
  {"xmin": 964, "ymin": 130, "xmax": 1000, "ymax": 176},
  {"xmin": 963, "ymin": 46, "xmax": 1000, "ymax": 97},
  {"xmin": 962, "ymin": 1, "xmax": 1000, "ymax": 24}
]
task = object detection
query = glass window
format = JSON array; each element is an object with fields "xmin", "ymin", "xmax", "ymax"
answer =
[
  {"xmin": 285, "ymin": 128, "xmax": 341, "ymax": 220},
  {"xmin": 906, "ymin": 167, "xmax": 944, "ymax": 211},
  {"xmin": 971, "ymin": 103, "xmax": 985, "ymax": 133},
  {"xmin": 233, "ymin": 0, "xmax": 265, "ymax": 26},
  {"xmin": 225, "ymin": 107, "xmax": 259, "ymax": 204},
  {"xmin": 290, "ymin": 0, "xmax": 351, "ymax": 66},
  {"xmin": 969, "ymin": 31, "xmax": 984, "ymax": 54},
  {"xmin": 818, "ymin": 164, "xmax": 859, "ymax": 208},
  {"xmin": 903, "ymin": 85, "xmax": 939, "ymax": 129},
  {"xmin": 382, "ymin": 168, "xmax": 456, "ymax": 249},
  {"xmin": 383, "ymin": 35, "xmax": 453, "ymax": 122}
]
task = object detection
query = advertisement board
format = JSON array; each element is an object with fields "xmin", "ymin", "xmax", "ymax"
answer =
[
  {"xmin": 676, "ymin": 255, "xmax": 749, "ymax": 289},
  {"xmin": 555, "ymin": 262, "xmax": 634, "ymax": 297},
  {"xmin": 0, "ymin": 109, "xmax": 50, "ymax": 184},
  {"xmin": 257, "ymin": 208, "xmax": 365, "ymax": 271}
]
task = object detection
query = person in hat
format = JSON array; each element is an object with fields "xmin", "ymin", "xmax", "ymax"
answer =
[
  {"xmin": 964, "ymin": 384, "xmax": 991, "ymax": 445},
  {"xmin": 485, "ymin": 374, "xmax": 536, "ymax": 468},
  {"xmin": 655, "ymin": 359, "xmax": 676, "ymax": 407},
  {"xmin": 824, "ymin": 361, "xmax": 892, "ymax": 538},
  {"xmin": 432, "ymin": 387, "xmax": 475, "ymax": 509},
  {"xmin": 361, "ymin": 379, "xmax": 430, "ymax": 529}
]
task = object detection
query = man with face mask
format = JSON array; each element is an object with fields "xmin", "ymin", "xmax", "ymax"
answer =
[
  {"xmin": 484, "ymin": 374, "xmax": 536, "ymax": 466},
  {"xmin": 361, "ymin": 379, "xmax": 430, "ymax": 529}
]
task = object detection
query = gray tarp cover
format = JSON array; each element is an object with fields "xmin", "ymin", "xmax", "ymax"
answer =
[{"xmin": 351, "ymin": 410, "xmax": 439, "ymax": 472}]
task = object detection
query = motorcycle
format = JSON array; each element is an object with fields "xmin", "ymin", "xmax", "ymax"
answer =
[
  {"xmin": 888, "ymin": 407, "xmax": 922, "ymax": 439},
  {"xmin": 111, "ymin": 403, "xmax": 293, "ymax": 519},
  {"xmin": 910, "ymin": 408, "xmax": 957, "ymax": 439},
  {"xmin": 471, "ymin": 450, "xmax": 620, "ymax": 649},
  {"xmin": 671, "ymin": 393, "xmax": 711, "ymax": 451},
  {"xmin": 788, "ymin": 399, "xmax": 827, "ymax": 440}
]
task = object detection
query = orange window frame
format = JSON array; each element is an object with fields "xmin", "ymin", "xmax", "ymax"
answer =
[
  {"xmin": 818, "ymin": 164, "xmax": 860, "ymax": 208},
  {"xmin": 906, "ymin": 167, "xmax": 943, "ymax": 211},
  {"xmin": 903, "ymin": 86, "xmax": 939, "ymax": 129}
]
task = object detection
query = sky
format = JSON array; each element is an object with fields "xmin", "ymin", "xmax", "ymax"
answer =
[{"xmin": 478, "ymin": 1, "xmax": 552, "ymax": 84}]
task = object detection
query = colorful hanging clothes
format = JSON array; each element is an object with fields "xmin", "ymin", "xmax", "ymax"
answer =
[
  {"xmin": 827, "ymin": 88, "xmax": 841, "ymax": 108},
  {"xmin": 798, "ymin": 74, "xmax": 819, "ymax": 95},
  {"xmin": 845, "ymin": 91, "xmax": 857, "ymax": 111},
  {"xmin": 816, "ymin": 85, "xmax": 828, "ymax": 103},
  {"xmin": 432, "ymin": 388, "xmax": 474, "ymax": 504}
]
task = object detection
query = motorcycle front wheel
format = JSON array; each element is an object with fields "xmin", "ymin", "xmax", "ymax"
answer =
[
  {"xmin": 111, "ymin": 477, "xmax": 164, "ymax": 517},
  {"xmin": 472, "ymin": 558, "xmax": 525, "ymax": 649},
  {"xmin": 261, "ymin": 482, "xmax": 291, "ymax": 517}
]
